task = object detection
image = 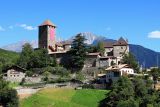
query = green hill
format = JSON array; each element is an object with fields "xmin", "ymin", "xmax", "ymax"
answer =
[
  {"xmin": 20, "ymin": 88, "xmax": 109, "ymax": 107},
  {"xmin": 0, "ymin": 48, "xmax": 19, "ymax": 71}
]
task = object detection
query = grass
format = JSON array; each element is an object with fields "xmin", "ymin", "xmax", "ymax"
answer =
[{"xmin": 20, "ymin": 88, "xmax": 110, "ymax": 107}]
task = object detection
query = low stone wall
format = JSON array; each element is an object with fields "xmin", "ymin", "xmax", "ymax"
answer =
[{"xmin": 25, "ymin": 77, "xmax": 41, "ymax": 83}]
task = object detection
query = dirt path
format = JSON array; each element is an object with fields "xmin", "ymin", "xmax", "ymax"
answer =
[{"xmin": 16, "ymin": 88, "xmax": 40, "ymax": 99}]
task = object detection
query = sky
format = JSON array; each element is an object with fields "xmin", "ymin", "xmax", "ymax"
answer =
[{"xmin": 0, "ymin": 0, "xmax": 160, "ymax": 51}]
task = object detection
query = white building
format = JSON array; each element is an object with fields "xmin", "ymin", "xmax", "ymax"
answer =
[
  {"xmin": 105, "ymin": 64, "xmax": 134, "ymax": 83},
  {"xmin": 5, "ymin": 66, "xmax": 26, "ymax": 82}
]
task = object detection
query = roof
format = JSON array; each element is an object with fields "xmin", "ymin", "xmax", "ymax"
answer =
[
  {"xmin": 6, "ymin": 65, "xmax": 26, "ymax": 72},
  {"xmin": 105, "ymin": 64, "xmax": 130, "ymax": 71},
  {"xmin": 113, "ymin": 37, "xmax": 128, "ymax": 46},
  {"xmin": 56, "ymin": 42, "xmax": 63, "ymax": 46},
  {"xmin": 97, "ymin": 73, "xmax": 106, "ymax": 77},
  {"xmin": 103, "ymin": 42, "xmax": 114, "ymax": 48},
  {"xmin": 100, "ymin": 56, "xmax": 116, "ymax": 59},
  {"xmin": 39, "ymin": 20, "xmax": 56, "ymax": 27},
  {"xmin": 62, "ymin": 41, "xmax": 72, "ymax": 45},
  {"xmin": 87, "ymin": 52, "xmax": 100, "ymax": 56}
]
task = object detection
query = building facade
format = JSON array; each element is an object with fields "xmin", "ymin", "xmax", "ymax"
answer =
[
  {"xmin": 5, "ymin": 66, "xmax": 26, "ymax": 82},
  {"xmin": 105, "ymin": 64, "xmax": 134, "ymax": 82},
  {"xmin": 38, "ymin": 20, "xmax": 129, "ymax": 68}
]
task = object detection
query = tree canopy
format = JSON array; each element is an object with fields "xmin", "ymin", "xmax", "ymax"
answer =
[
  {"xmin": 121, "ymin": 52, "xmax": 139, "ymax": 72},
  {"xmin": 17, "ymin": 43, "xmax": 57, "ymax": 70},
  {"xmin": 17, "ymin": 43, "xmax": 33, "ymax": 69},
  {"xmin": 0, "ymin": 78, "xmax": 19, "ymax": 107},
  {"xmin": 103, "ymin": 76, "xmax": 160, "ymax": 107},
  {"xmin": 69, "ymin": 33, "xmax": 87, "ymax": 71},
  {"xmin": 96, "ymin": 42, "xmax": 105, "ymax": 56}
]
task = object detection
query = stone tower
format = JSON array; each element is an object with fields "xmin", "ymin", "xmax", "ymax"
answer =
[
  {"xmin": 38, "ymin": 20, "xmax": 56, "ymax": 52},
  {"xmin": 113, "ymin": 37, "xmax": 129, "ymax": 58}
]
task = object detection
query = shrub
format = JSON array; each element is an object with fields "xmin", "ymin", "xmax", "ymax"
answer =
[
  {"xmin": 19, "ymin": 78, "xmax": 25, "ymax": 85},
  {"xmin": 82, "ymin": 84, "xmax": 94, "ymax": 89}
]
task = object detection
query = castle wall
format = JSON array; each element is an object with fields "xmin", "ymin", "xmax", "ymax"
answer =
[{"xmin": 113, "ymin": 45, "xmax": 129, "ymax": 57}]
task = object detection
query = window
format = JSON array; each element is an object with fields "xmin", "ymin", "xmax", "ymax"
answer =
[
  {"xmin": 121, "ymin": 47, "xmax": 123, "ymax": 49},
  {"xmin": 114, "ymin": 72, "xmax": 120, "ymax": 77}
]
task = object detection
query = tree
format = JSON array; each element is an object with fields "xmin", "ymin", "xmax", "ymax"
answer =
[
  {"xmin": 149, "ymin": 68, "xmax": 160, "ymax": 89},
  {"xmin": 117, "ymin": 99, "xmax": 139, "ymax": 107},
  {"xmin": 133, "ymin": 77, "xmax": 148, "ymax": 99},
  {"xmin": 17, "ymin": 43, "xmax": 33, "ymax": 69},
  {"xmin": 105, "ymin": 76, "xmax": 135, "ymax": 107},
  {"xmin": 69, "ymin": 33, "xmax": 87, "ymax": 71},
  {"xmin": 96, "ymin": 42, "xmax": 105, "ymax": 56},
  {"xmin": 121, "ymin": 52, "xmax": 139, "ymax": 72},
  {"xmin": 18, "ymin": 44, "xmax": 57, "ymax": 70}
]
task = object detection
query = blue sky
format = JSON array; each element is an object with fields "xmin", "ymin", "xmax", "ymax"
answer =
[{"xmin": 0, "ymin": 0, "xmax": 160, "ymax": 51}]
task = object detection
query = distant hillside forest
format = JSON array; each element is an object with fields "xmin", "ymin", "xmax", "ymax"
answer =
[
  {"xmin": 129, "ymin": 44, "xmax": 160, "ymax": 68},
  {"xmin": 0, "ymin": 48, "xmax": 19, "ymax": 71}
]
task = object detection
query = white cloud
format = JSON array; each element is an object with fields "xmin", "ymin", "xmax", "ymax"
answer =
[
  {"xmin": 148, "ymin": 30, "xmax": 160, "ymax": 38},
  {"xmin": 0, "ymin": 26, "xmax": 5, "ymax": 31},
  {"xmin": 18, "ymin": 24, "xmax": 37, "ymax": 31}
]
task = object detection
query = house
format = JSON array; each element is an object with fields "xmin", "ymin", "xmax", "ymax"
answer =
[
  {"xmin": 98, "ymin": 37, "xmax": 129, "ymax": 67},
  {"xmin": 105, "ymin": 64, "xmax": 134, "ymax": 83},
  {"xmin": 4, "ymin": 66, "xmax": 26, "ymax": 82}
]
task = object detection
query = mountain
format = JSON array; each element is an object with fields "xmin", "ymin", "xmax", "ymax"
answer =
[
  {"xmin": 129, "ymin": 44, "xmax": 160, "ymax": 68},
  {"xmin": 1, "ymin": 40, "xmax": 38, "ymax": 52},
  {"xmin": 70, "ymin": 32, "xmax": 107, "ymax": 45}
]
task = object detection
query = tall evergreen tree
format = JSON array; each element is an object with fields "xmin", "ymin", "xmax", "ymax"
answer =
[{"xmin": 69, "ymin": 33, "xmax": 87, "ymax": 71}]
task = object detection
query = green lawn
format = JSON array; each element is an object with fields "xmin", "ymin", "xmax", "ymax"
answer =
[{"xmin": 20, "ymin": 88, "xmax": 110, "ymax": 107}]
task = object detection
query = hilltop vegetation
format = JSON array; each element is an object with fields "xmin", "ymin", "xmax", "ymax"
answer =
[
  {"xmin": 0, "ymin": 48, "xmax": 19, "ymax": 72},
  {"xmin": 20, "ymin": 88, "xmax": 109, "ymax": 107}
]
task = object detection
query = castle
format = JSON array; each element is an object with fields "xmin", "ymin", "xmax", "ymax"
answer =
[{"xmin": 38, "ymin": 20, "xmax": 129, "ymax": 67}]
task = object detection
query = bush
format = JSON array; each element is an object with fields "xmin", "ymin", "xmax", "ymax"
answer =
[
  {"xmin": 0, "ymin": 89, "xmax": 19, "ymax": 107},
  {"xmin": 82, "ymin": 84, "xmax": 94, "ymax": 89},
  {"xmin": 26, "ymin": 71, "xmax": 33, "ymax": 77},
  {"xmin": 75, "ymin": 72, "xmax": 85, "ymax": 81},
  {"xmin": 19, "ymin": 78, "xmax": 25, "ymax": 85}
]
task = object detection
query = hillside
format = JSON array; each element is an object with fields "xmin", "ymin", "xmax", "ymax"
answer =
[
  {"xmin": 20, "ymin": 88, "xmax": 109, "ymax": 107},
  {"xmin": 129, "ymin": 44, "xmax": 160, "ymax": 68},
  {"xmin": 0, "ymin": 48, "xmax": 19, "ymax": 69}
]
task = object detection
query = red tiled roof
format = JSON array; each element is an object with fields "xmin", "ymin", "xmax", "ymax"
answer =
[{"xmin": 39, "ymin": 20, "xmax": 56, "ymax": 27}]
